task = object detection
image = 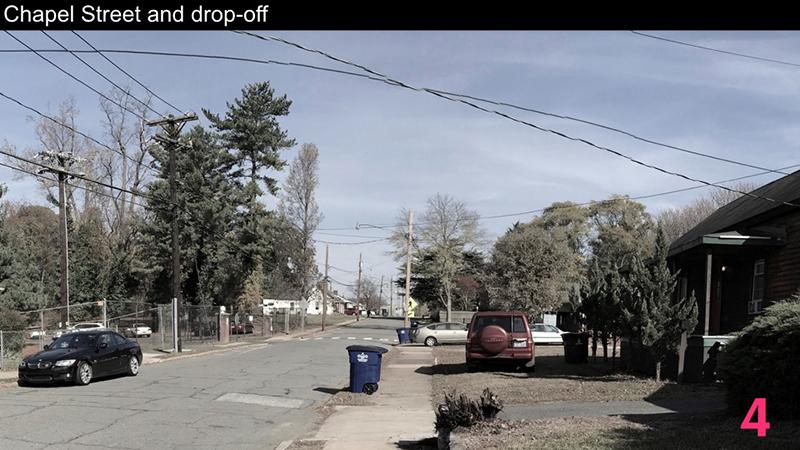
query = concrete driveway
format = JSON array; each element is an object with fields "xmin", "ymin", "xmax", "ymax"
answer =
[{"xmin": 0, "ymin": 318, "xmax": 403, "ymax": 450}]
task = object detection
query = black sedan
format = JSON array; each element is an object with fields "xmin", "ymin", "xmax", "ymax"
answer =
[{"xmin": 18, "ymin": 330, "xmax": 142, "ymax": 386}]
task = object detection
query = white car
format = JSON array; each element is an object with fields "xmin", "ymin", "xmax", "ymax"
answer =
[
  {"xmin": 125, "ymin": 324, "xmax": 152, "ymax": 337},
  {"xmin": 51, "ymin": 322, "xmax": 104, "ymax": 339},
  {"xmin": 532, "ymin": 323, "xmax": 565, "ymax": 344},
  {"xmin": 28, "ymin": 330, "xmax": 47, "ymax": 339}
]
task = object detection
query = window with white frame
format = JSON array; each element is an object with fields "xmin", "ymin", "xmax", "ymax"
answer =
[{"xmin": 749, "ymin": 259, "xmax": 765, "ymax": 314}]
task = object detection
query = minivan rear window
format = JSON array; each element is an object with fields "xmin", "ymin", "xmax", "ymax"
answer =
[{"xmin": 472, "ymin": 316, "xmax": 511, "ymax": 333}]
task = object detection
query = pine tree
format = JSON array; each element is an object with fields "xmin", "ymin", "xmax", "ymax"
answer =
[{"xmin": 625, "ymin": 226, "xmax": 698, "ymax": 381}]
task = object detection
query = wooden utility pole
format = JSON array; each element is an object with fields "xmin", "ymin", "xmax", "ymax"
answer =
[
  {"xmin": 404, "ymin": 210, "xmax": 413, "ymax": 328},
  {"xmin": 378, "ymin": 275, "xmax": 384, "ymax": 316},
  {"xmin": 389, "ymin": 277, "xmax": 394, "ymax": 317},
  {"xmin": 322, "ymin": 244, "xmax": 329, "ymax": 331},
  {"xmin": 356, "ymin": 253, "xmax": 362, "ymax": 322},
  {"xmin": 147, "ymin": 113, "xmax": 197, "ymax": 353},
  {"xmin": 36, "ymin": 151, "xmax": 81, "ymax": 327}
]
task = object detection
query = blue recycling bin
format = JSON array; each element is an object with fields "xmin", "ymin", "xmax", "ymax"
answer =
[
  {"xmin": 346, "ymin": 345, "xmax": 388, "ymax": 394},
  {"xmin": 395, "ymin": 327, "xmax": 410, "ymax": 344}
]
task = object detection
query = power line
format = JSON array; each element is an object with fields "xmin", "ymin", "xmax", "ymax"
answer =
[
  {"xmin": 0, "ymin": 90, "xmax": 158, "ymax": 176},
  {"xmin": 631, "ymin": 31, "xmax": 800, "ymax": 69},
  {"xmin": 71, "ymin": 31, "xmax": 183, "ymax": 113},
  {"xmin": 329, "ymin": 265, "xmax": 357, "ymax": 274},
  {"xmin": 41, "ymin": 31, "xmax": 163, "ymax": 117},
  {"xmin": 315, "ymin": 237, "xmax": 391, "ymax": 246},
  {"xmin": 5, "ymin": 44, "xmax": 798, "ymax": 221},
  {"xmin": 315, "ymin": 231, "xmax": 390, "ymax": 238},
  {"xmin": 1, "ymin": 149, "xmax": 264, "ymax": 265},
  {"xmin": 233, "ymin": 31, "xmax": 798, "ymax": 207},
  {"xmin": 3, "ymin": 44, "xmax": 790, "ymax": 179},
  {"xmin": 3, "ymin": 31, "xmax": 144, "ymax": 120}
]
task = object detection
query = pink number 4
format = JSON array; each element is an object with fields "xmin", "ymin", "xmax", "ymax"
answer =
[{"xmin": 740, "ymin": 398, "xmax": 770, "ymax": 437}]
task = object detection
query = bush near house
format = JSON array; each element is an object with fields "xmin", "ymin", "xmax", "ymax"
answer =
[{"xmin": 718, "ymin": 293, "xmax": 800, "ymax": 418}]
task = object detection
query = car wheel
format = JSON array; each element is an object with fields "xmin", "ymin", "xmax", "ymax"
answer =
[
  {"xmin": 17, "ymin": 379, "xmax": 30, "ymax": 387},
  {"xmin": 127, "ymin": 355, "xmax": 140, "ymax": 376},
  {"xmin": 75, "ymin": 362, "xmax": 92, "ymax": 386},
  {"xmin": 466, "ymin": 361, "xmax": 480, "ymax": 372},
  {"xmin": 424, "ymin": 336, "xmax": 438, "ymax": 347}
]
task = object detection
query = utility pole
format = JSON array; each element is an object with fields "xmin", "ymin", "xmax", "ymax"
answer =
[
  {"xmin": 147, "ymin": 113, "xmax": 197, "ymax": 353},
  {"xmin": 404, "ymin": 210, "xmax": 413, "ymax": 328},
  {"xmin": 389, "ymin": 277, "xmax": 394, "ymax": 318},
  {"xmin": 378, "ymin": 275, "xmax": 384, "ymax": 316},
  {"xmin": 36, "ymin": 151, "xmax": 82, "ymax": 327},
  {"xmin": 356, "ymin": 253, "xmax": 362, "ymax": 322},
  {"xmin": 322, "ymin": 244, "xmax": 329, "ymax": 331}
]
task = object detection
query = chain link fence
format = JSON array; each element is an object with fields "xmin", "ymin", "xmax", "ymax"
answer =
[{"xmin": 1, "ymin": 302, "xmax": 344, "ymax": 367}]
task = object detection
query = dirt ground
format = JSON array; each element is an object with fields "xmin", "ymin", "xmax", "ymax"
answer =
[
  {"xmin": 429, "ymin": 345, "xmax": 724, "ymax": 407},
  {"xmin": 455, "ymin": 413, "xmax": 800, "ymax": 449}
]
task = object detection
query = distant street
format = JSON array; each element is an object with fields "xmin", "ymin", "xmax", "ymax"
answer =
[{"xmin": 0, "ymin": 318, "xmax": 402, "ymax": 450}]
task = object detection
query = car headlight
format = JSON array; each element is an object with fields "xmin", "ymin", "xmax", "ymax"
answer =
[{"xmin": 55, "ymin": 359, "xmax": 76, "ymax": 367}]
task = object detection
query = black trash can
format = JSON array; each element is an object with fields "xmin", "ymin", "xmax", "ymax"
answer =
[
  {"xmin": 346, "ymin": 345, "xmax": 389, "ymax": 394},
  {"xmin": 562, "ymin": 332, "xmax": 589, "ymax": 364}
]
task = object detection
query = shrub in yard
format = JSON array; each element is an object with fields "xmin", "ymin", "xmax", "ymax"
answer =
[
  {"xmin": 435, "ymin": 388, "xmax": 503, "ymax": 431},
  {"xmin": 0, "ymin": 308, "xmax": 27, "ymax": 354},
  {"xmin": 717, "ymin": 294, "xmax": 800, "ymax": 418}
]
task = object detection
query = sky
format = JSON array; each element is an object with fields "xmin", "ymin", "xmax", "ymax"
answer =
[{"xmin": 2, "ymin": 30, "xmax": 800, "ymax": 300}]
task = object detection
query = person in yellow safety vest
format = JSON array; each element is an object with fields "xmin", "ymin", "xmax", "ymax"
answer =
[{"xmin": 407, "ymin": 297, "xmax": 418, "ymax": 318}]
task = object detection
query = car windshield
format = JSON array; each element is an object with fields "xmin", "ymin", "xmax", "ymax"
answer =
[{"xmin": 50, "ymin": 333, "xmax": 97, "ymax": 349}]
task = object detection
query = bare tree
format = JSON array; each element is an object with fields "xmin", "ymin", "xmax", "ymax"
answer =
[
  {"xmin": 280, "ymin": 143, "xmax": 323, "ymax": 323},
  {"xmin": 97, "ymin": 88, "xmax": 154, "ymax": 240},
  {"xmin": 656, "ymin": 182, "xmax": 758, "ymax": 244},
  {"xmin": 2, "ymin": 98, "xmax": 95, "ymax": 223},
  {"xmin": 391, "ymin": 193, "xmax": 485, "ymax": 321},
  {"xmin": 356, "ymin": 278, "xmax": 382, "ymax": 313}
]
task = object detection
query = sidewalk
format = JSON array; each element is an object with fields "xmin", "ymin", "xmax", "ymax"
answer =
[
  {"xmin": 0, "ymin": 370, "xmax": 16, "ymax": 383},
  {"xmin": 499, "ymin": 397, "xmax": 727, "ymax": 420},
  {"xmin": 310, "ymin": 345, "xmax": 436, "ymax": 449}
]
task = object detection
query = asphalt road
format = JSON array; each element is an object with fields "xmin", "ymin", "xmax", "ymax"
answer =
[{"xmin": 0, "ymin": 318, "xmax": 404, "ymax": 450}]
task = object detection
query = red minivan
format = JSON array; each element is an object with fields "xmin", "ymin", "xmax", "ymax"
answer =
[{"xmin": 465, "ymin": 311, "xmax": 535, "ymax": 371}]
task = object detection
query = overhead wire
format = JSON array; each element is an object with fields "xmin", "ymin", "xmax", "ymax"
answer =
[
  {"xmin": 71, "ymin": 31, "xmax": 183, "ymax": 113},
  {"xmin": 41, "ymin": 31, "xmax": 163, "ymax": 117},
  {"xmin": 231, "ymin": 31, "xmax": 798, "ymax": 208},
  {"xmin": 3, "ymin": 31, "xmax": 145, "ymax": 120}
]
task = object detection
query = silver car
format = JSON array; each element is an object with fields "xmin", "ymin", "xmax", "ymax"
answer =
[{"xmin": 411, "ymin": 322, "xmax": 468, "ymax": 346}]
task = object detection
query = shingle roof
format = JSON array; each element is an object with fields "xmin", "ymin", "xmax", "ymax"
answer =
[{"xmin": 669, "ymin": 170, "xmax": 800, "ymax": 254}]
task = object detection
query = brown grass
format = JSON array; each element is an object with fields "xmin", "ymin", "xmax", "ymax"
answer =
[
  {"xmin": 430, "ymin": 345, "xmax": 723, "ymax": 407},
  {"xmin": 456, "ymin": 413, "xmax": 800, "ymax": 449}
]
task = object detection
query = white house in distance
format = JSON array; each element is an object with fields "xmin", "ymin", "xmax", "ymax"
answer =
[{"xmin": 262, "ymin": 287, "xmax": 336, "ymax": 316}]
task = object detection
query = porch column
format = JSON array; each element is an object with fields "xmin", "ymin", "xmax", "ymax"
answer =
[{"xmin": 704, "ymin": 250, "xmax": 712, "ymax": 336}]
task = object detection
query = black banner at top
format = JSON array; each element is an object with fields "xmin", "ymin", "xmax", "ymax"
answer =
[{"xmin": 0, "ymin": 0, "xmax": 798, "ymax": 30}]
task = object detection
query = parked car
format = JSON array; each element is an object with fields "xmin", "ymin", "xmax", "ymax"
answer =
[
  {"xmin": 531, "ymin": 323, "xmax": 565, "ymax": 344},
  {"xmin": 124, "ymin": 324, "xmax": 152, "ymax": 338},
  {"xmin": 411, "ymin": 322, "xmax": 468, "ymax": 346},
  {"xmin": 230, "ymin": 323, "xmax": 254, "ymax": 334},
  {"xmin": 51, "ymin": 322, "xmax": 104, "ymax": 340},
  {"xmin": 409, "ymin": 317, "xmax": 433, "ymax": 328},
  {"xmin": 465, "ymin": 311, "xmax": 535, "ymax": 372},
  {"xmin": 18, "ymin": 330, "xmax": 142, "ymax": 386},
  {"xmin": 28, "ymin": 329, "xmax": 47, "ymax": 339}
]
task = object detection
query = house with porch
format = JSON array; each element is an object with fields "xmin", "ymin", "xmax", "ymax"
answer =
[{"xmin": 666, "ymin": 170, "xmax": 800, "ymax": 380}]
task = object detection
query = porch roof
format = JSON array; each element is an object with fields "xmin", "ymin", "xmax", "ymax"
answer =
[{"xmin": 669, "ymin": 169, "xmax": 800, "ymax": 257}]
